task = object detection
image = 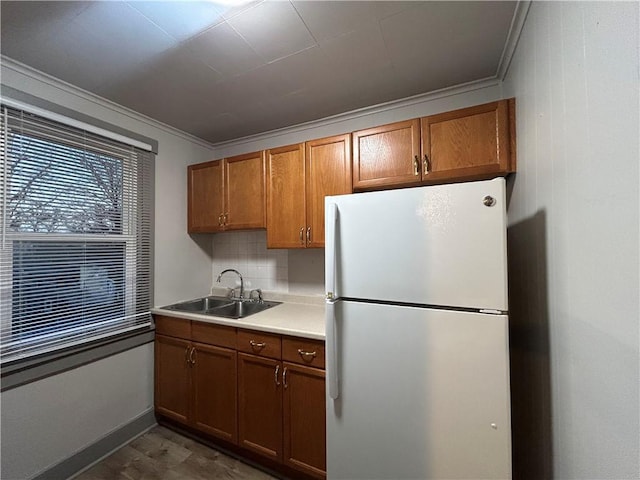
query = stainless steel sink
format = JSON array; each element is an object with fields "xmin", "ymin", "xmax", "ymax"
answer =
[
  {"xmin": 163, "ymin": 296, "xmax": 234, "ymax": 313},
  {"xmin": 207, "ymin": 300, "xmax": 280, "ymax": 319},
  {"xmin": 161, "ymin": 296, "xmax": 280, "ymax": 319}
]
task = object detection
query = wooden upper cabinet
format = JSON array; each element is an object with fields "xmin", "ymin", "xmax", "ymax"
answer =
[
  {"xmin": 187, "ymin": 152, "xmax": 266, "ymax": 233},
  {"xmin": 353, "ymin": 99, "xmax": 516, "ymax": 190},
  {"xmin": 266, "ymin": 136, "xmax": 352, "ymax": 249},
  {"xmin": 352, "ymin": 119, "xmax": 421, "ymax": 190},
  {"xmin": 225, "ymin": 151, "xmax": 266, "ymax": 230},
  {"xmin": 305, "ymin": 134, "xmax": 352, "ymax": 248},
  {"xmin": 266, "ymin": 143, "xmax": 307, "ymax": 248},
  {"xmin": 188, "ymin": 160, "xmax": 224, "ymax": 232},
  {"xmin": 421, "ymin": 99, "xmax": 515, "ymax": 182}
]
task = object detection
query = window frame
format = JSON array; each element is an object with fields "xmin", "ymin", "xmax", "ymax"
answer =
[{"xmin": 0, "ymin": 94, "xmax": 157, "ymax": 390}]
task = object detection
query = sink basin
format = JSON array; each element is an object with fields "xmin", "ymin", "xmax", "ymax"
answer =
[
  {"xmin": 161, "ymin": 296, "xmax": 280, "ymax": 319},
  {"xmin": 162, "ymin": 296, "xmax": 234, "ymax": 313},
  {"xmin": 207, "ymin": 300, "xmax": 280, "ymax": 319}
]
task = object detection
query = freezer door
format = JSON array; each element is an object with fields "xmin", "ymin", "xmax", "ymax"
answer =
[
  {"xmin": 326, "ymin": 301, "xmax": 511, "ymax": 480},
  {"xmin": 325, "ymin": 177, "xmax": 508, "ymax": 311}
]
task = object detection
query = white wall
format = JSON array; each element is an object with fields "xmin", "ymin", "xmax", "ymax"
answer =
[
  {"xmin": 0, "ymin": 60, "xmax": 216, "ymax": 479},
  {"xmin": 0, "ymin": 345, "xmax": 153, "ymax": 479},
  {"xmin": 503, "ymin": 2, "xmax": 639, "ymax": 478}
]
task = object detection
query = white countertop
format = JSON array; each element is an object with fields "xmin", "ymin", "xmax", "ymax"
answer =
[{"xmin": 151, "ymin": 291, "xmax": 326, "ymax": 340}]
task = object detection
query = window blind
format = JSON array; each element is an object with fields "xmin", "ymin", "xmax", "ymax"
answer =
[{"xmin": 0, "ymin": 105, "xmax": 153, "ymax": 364}]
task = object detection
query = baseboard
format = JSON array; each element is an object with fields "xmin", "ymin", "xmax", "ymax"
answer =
[{"xmin": 33, "ymin": 409, "xmax": 157, "ymax": 480}]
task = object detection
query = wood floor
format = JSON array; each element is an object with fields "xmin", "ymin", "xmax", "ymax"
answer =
[{"xmin": 73, "ymin": 425, "xmax": 278, "ymax": 480}]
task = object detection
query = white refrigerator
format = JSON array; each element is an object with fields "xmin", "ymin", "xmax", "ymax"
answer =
[{"xmin": 324, "ymin": 178, "xmax": 512, "ymax": 480}]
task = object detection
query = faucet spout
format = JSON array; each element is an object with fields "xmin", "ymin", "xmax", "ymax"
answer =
[{"xmin": 216, "ymin": 269, "xmax": 244, "ymax": 299}]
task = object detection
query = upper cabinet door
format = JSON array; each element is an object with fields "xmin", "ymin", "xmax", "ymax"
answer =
[
  {"xmin": 188, "ymin": 160, "xmax": 224, "ymax": 233},
  {"xmin": 224, "ymin": 151, "xmax": 266, "ymax": 230},
  {"xmin": 305, "ymin": 134, "xmax": 352, "ymax": 248},
  {"xmin": 266, "ymin": 143, "xmax": 306, "ymax": 248},
  {"xmin": 352, "ymin": 119, "xmax": 421, "ymax": 191},
  {"xmin": 421, "ymin": 99, "xmax": 515, "ymax": 182}
]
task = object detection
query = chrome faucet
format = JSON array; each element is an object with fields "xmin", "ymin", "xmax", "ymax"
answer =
[
  {"xmin": 216, "ymin": 269, "xmax": 244, "ymax": 299},
  {"xmin": 249, "ymin": 288, "xmax": 263, "ymax": 303}
]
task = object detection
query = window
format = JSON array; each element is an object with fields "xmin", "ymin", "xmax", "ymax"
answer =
[{"xmin": 0, "ymin": 105, "xmax": 153, "ymax": 364}]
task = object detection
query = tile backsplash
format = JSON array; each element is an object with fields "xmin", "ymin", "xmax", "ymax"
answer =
[{"xmin": 212, "ymin": 230, "xmax": 288, "ymax": 293}]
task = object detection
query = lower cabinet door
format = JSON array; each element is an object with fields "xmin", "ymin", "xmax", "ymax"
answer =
[
  {"xmin": 238, "ymin": 353, "xmax": 283, "ymax": 461},
  {"xmin": 282, "ymin": 362, "xmax": 326, "ymax": 478},
  {"xmin": 155, "ymin": 335, "xmax": 191, "ymax": 424},
  {"xmin": 191, "ymin": 342, "xmax": 238, "ymax": 443}
]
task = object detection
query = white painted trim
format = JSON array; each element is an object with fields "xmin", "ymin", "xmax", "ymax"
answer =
[
  {"xmin": 0, "ymin": 55, "xmax": 216, "ymax": 150},
  {"xmin": 1, "ymin": 96, "xmax": 153, "ymax": 151},
  {"xmin": 211, "ymin": 77, "xmax": 502, "ymax": 150},
  {"xmin": 496, "ymin": 1, "xmax": 532, "ymax": 80}
]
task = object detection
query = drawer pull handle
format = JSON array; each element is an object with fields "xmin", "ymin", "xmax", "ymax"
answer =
[
  {"xmin": 275, "ymin": 364, "xmax": 281, "ymax": 386},
  {"xmin": 283, "ymin": 366, "xmax": 288, "ymax": 389},
  {"xmin": 250, "ymin": 340, "xmax": 266, "ymax": 350},
  {"xmin": 189, "ymin": 347, "xmax": 196, "ymax": 365},
  {"xmin": 297, "ymin": 349, "xmax": 317, "ymax": 360},
  {"xmin": 185, "ymin": 346, "xmax": 190, "ymax": 365}
]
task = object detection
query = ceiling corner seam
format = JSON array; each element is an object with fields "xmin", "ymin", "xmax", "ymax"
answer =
[{"xmin": 496, "ymin": 0, "xmax": 533, "ymax": 81}]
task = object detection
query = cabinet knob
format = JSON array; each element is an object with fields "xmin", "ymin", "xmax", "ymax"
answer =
[
  {"xmin": 283, "ymin": 366, "xmax": 288, "ymax": 389},
  {"xmin": 218, "ymin": 214, "xmax": 224, "ymax": 226}
]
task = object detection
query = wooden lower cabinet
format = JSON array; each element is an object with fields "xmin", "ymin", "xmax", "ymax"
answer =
[
  {"xmin": 237, "ymin": 353, "xmax": 283, "ymax": 461},
  {"xmin": 155, "ymin": 334, "xmax": 190, "ymax": 424},
  {"xmin": 155, "ymin": 317, "xmax": 326, "ymax": 479},
  {"xmin": 283, "ymin": 362, "xmax": 326, "ymax": 478},
  {"xmin": 191, "ymin": 342, "xmax": 237, "ymax": 443},
  {"xmin": 155, "ymin": 335, "xmax": 237, "ymax": 444}
]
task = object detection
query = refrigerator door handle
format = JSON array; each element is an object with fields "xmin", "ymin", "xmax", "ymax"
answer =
[
  {"xmin": 325, "ymin": 201, "xmax": 339, "ymax": 399},
  {"xmin": 325, "ymin": 202, "xmax": 338, "ymax": 300},
  {"xmin": 326, "ymin": 299, "xmax": 339, "ymax": 399}
]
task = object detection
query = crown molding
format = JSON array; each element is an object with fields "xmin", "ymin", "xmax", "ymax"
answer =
[
  {"xmin": 0, "ymin": 55, "xmax": 216, "ymax": 150},
  {"xmin": 2, "ymin": 44, "xmax": 512, "ymax": 155},
  {"xmin": 496, "ymin": 0, "xmax": 532, "ymax": 80},
  {"xmin": 211, "ymin": 76, "xmax": 502, "ymax": 150}
]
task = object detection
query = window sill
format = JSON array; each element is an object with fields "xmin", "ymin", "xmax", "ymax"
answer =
[{"xmin": 1, "ymin": 326, "xmax": 155, "ymax": 391}]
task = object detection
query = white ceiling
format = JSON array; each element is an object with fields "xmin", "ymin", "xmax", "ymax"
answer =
[{"xmin": 1, "ymin": 1, "xmax": 518, "ymax": 144}]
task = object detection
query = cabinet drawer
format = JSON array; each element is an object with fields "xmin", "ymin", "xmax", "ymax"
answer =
[
  {"xmin": 155, "ymin": 315, "xmax": 191, "ymax": 340},
  {"xmin": 192, "ymin": 321, "xmax": 236, "ymax": 348},
  {"xmin": 237, "ymin": 329, "xmax": 281, "ymax": 359},
  {"xmin": 282, "ymin": 337, "xmax": 325, "ymax": 369}
]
